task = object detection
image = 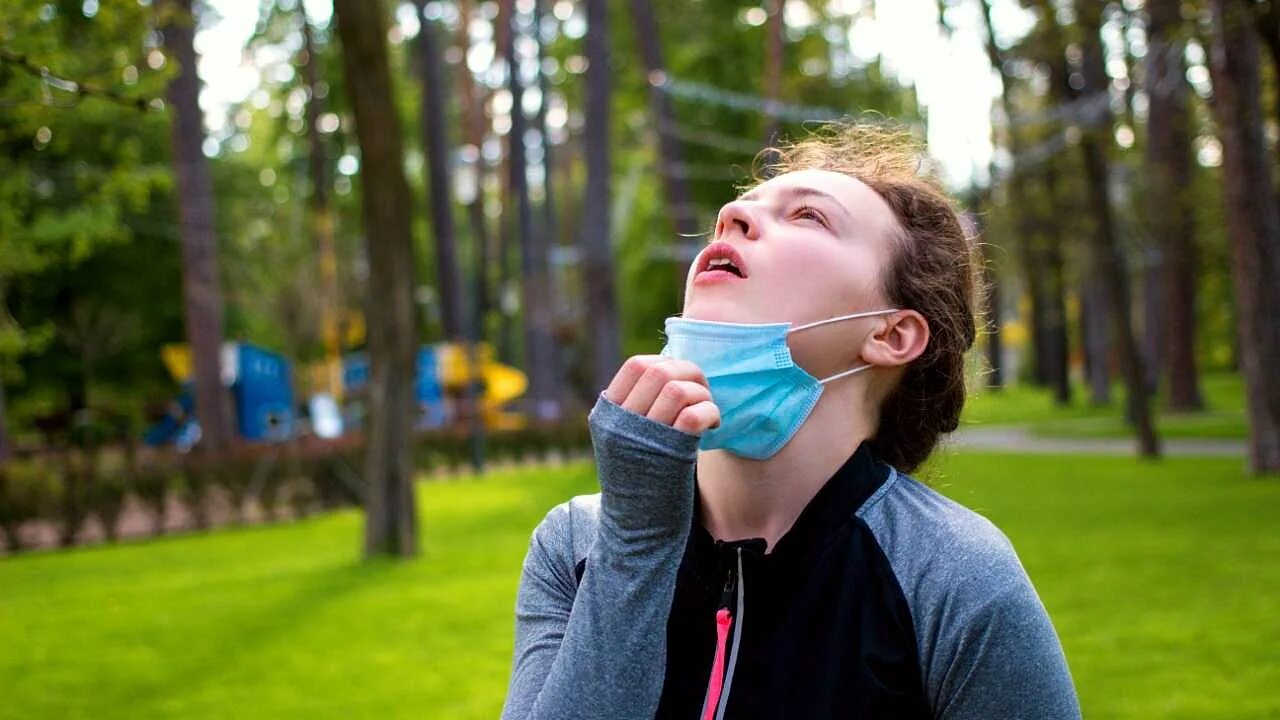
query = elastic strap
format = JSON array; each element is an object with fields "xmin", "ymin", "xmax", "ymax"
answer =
[
  {"xmin": 817, "ymin": 362, "xmax": 873, "ymax": 385},
  {"xmin": 788, "ymin": 308, "xmax": 899, "ymax": 334}
]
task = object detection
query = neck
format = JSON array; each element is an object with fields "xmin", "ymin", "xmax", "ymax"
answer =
[{"xmin": 695, "ymin": 379, "xmax": 877, "ymax": 551}]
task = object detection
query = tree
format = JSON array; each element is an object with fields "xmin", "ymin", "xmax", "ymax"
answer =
[
  {"xmin": 500, "ymin": 0, "xmax": 562, "ymax": 421},
  {"xmin": 301, "ymin": 11, "xmax": 344, "ymax": 399},
  {"xmin": 1207, "ymin": 0, "xmax": 1280, "ymax": 473},
  {"xmin": 1070, "ymin": 0, "xmax": 1159, "ymax": 455},
  {"xmin": 162, "ymin": 0, "xmax": 232, "ymax": 455},
  {"xmin": 333, "ymin": 0, "xmax": 420, "ymax": 557},
  {"xmin": 452, "ymin": 0, "xmax": 494, "ymax": 348},
  {"xmin": 627, "ymin": 0, "xmax": 698, "ymax": 241},
  {"xmin": 412, "ymin": 0, "xmax": 465, "ymax": 342},
  {"xmin": 1145, "ymin": 0, "xmax": 1203, "ymax": 411},
  {"xmin": 762, "ymin": 0, "xmax": 784, "ymax": 147},
  {"xmin": 581, "ymin": 0, "xmax": 620, "ymax": 393},
  {"xmin": 978, "ymin": 0, "xmax": 1068, "ymax": 401},
  {"xmin": 1248, "ymin": 0, "xmax": 1280, "ymax": 176}
]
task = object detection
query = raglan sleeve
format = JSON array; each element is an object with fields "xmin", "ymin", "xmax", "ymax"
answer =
[
  {"xmin": 922, "ymin": 524, "xmax": 1082, "ymax": 720},
  {"xmin": 500, "ymin": 393, "xmax": 700, "ymax": 720}
]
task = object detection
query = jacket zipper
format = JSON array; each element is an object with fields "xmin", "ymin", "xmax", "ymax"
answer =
[{"xmin": 700, "ymin": 547, "xmax": 745, "ymax": 720}]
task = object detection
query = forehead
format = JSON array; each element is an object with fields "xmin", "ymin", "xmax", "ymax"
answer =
[{"xmin": 741, "ymin": 168, "xmax": 899, "ymax": 236}]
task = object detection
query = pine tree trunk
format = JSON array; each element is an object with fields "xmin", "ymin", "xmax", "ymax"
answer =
[
  {"xmin": 1080, "ymin": 277, "xmax": 1111, "ymax": 405},
  {"xmin": 762, "ymin": 0, "xmax": 784, "ymax": 147},
  {"xmin": 162, "ymin": 0, "xmax": 230, "ymax": 455},
  {"xmin": 1208, "ymin": 0, "xmax": 1280, "ymax": 473},
  {"xmin": 979, "ymin": 0, "xmax": 1067, "ymax": 400},
  {"xmin": 413, "ymin": 0, "xmax": 465, "ymax": 342},
  {"xmin": 582, "ymin": 0, "xmax": 620, "ymax": 392},
  {"xmin": 333, "ymin": 0, "xmax": 420, "ymax": 557},
  {"xmin": 1146, "ymin": 0, "xmax": 1203, "ymax": 411},
  {"xmin": 627, "ymin": 0, "xmax": 698, "ymax": 240},
  {"xmin": 301, "ymin": 14, "xmax": 343, "ymax": 400},
  {"xmin": 1074, "ymin": 0, "xmax": 1159, "ymax": 456},
  {"xmin": 500, "ymin": 0, "xmax": 561, "ymax": 421},
  {"xmin": 453, "ymin": 0, "xmax": 493, "ymax": 347}
]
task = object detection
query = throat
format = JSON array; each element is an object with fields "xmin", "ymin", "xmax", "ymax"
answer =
[{"xmin": 694, "ymin": 389, "xmax": 875, "ymax": 552}]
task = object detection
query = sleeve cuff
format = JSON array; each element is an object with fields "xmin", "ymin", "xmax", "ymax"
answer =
[{"xmin": 587, "ymin": 392, "xmax": 702, "ymax": 462}]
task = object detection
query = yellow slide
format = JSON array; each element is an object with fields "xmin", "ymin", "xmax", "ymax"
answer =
[{"xmin": 436, "ymin": 342, "xmax": 529, "ymax": 430}]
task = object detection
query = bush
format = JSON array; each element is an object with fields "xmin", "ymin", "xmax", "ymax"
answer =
[
  {"xmin": 88, "ymin": 471, "xmax": 128, "ymax": 542},
  {"xmin": 0, "ymin": 463, "xmax": 50, "ymax": 553},
  {"xmin": 133, "ymin": 463, "xmax": 173, "ymax": 536}
]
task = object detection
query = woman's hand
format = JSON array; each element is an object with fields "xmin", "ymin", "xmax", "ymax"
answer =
[{"xmin": 603, "ymin": 356, "xmax": 721, "ymax": 435}]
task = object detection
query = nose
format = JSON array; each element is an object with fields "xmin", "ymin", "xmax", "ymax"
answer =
[{"xmin": 715, "ymin": 200, "xmax": 761, "ymax": 241}]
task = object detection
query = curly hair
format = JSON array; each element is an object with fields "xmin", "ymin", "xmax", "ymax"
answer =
[{"xmin": 751, "ymin": 122, "xmax": 981, "ymax": 472}]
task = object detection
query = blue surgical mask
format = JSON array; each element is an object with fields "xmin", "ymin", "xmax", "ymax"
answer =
[{"xmin": 658, "ymin": 309, "xmax": 898, "ymax": 459}]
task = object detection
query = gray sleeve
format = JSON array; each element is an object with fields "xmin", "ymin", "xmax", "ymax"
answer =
[
  {"xmin": 500, "ymin": 393, "xmax": 699, "ymax": 720},
  {"xmin": 860, "ymin": 472, "xmax": 1081, "ymax": 720}
]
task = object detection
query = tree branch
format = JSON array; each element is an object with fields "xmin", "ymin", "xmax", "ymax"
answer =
[{"xmin": 0, "ymin": 47, "xmax": 160, "ymax": 113}]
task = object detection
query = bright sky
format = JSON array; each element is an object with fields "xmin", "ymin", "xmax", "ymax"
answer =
[{"xmin": 194, "ymin": 0, "xmax": 1033, "ymax": 188}]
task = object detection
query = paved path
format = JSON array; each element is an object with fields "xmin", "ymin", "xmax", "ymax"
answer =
[{"xmin": 949, "ymin": 426, "xmax": 1247, "ymax": 457}]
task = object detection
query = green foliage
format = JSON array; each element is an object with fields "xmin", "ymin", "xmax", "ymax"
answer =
[{"xmin": 0, "ymin": 0, "xmax": 183, "ymax": 428}]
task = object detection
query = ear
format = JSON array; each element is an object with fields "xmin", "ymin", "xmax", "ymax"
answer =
[{"xmin": 859, "ymin": 310, "xmax": 929, "ymax": 369}]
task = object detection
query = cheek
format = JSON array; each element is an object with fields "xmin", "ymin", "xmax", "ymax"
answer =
[{"xmin": 765, "ymin": 243, "xmax": 878, "ymax": 301}]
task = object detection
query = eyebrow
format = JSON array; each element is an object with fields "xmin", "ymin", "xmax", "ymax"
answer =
[{"xmin": 739, "ymin": 185, "xmax": 854, "ymax": 223}]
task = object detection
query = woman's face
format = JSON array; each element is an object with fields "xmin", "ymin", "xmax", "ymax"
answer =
[
  {"xmin": 683, "ymin": 169, "xmax": 899, "ymax": 323},
  {"xmin": 682, "ymin": 169, "xmax": 902, "ymax": 377}
]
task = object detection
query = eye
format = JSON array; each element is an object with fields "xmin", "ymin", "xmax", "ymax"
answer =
[{"xmin": 792, "ymin": 204, "xmax": 829, "ymax": 228}]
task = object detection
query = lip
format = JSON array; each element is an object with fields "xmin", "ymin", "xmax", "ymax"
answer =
[
  {"xmin": 693, "ymin": 269, "xmax": 744, "ymax": 286},
  {"xmin": 695, "ymin": 241, "xmax": 749, "ymax": 279}
]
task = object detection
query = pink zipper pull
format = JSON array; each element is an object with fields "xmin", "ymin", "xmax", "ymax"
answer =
[{"xmin": 701, "ymin": 607, "xmax": 734, "ymax": 720}]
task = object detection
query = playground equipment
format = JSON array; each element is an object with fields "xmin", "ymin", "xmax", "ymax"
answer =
[
  {"xmin": 148, "ymin": 342, "xmax": 296, "ymax": 448},
  {"xmin": 340, "ymin": 341, "xmax": 528, "ymax": 432},
  {"xmin": 147, "ymin": 340, "xmax": 528, "ymax": 449}
]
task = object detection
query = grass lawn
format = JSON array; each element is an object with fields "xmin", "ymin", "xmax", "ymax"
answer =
[
  {"xmin": 962, "ymin": 372, "xmax": 1248, "ymax": 440},
  {"xmin": 2, "ymin": 452, "xmax": 1278, "ymax": 719}
]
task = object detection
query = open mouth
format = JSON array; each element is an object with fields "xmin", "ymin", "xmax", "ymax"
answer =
[{"xmin": 697, "ymin": 242, "xmax": 749, "ymax": 279}]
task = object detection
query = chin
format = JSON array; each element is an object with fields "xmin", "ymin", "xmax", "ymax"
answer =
[{"xmin": 682, "ymin": 296, "xmax": 759, "ymax": 323}]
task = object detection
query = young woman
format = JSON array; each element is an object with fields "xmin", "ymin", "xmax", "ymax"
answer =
[{"xmin": 500, "ymin": 124, "xmax": 1080, "ymax": 720}]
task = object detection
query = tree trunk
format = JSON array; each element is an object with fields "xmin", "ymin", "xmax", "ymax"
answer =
[
  {"xmin": 301, "ymin": 14, "xmax": 343, "ymax": 401},
  {"xmin": 1249, "ymin": 0, "xmax": 1280, "ymax": 188},
  {"xmin": 1079, "ymin": 276, "xmax": 1110, "ymax": 405},
  {"xmin": 762, "ymin": 0, "xmax": 784, "ymax": 147},
  {"xmin": 453, "ymin": 0, "xmax": 493, "ymax": 347},
  {"xmin": 500, "ymin": 0, "xmax": 561, "ymax": 421},
  {"xmin": 1073, "ymin": 0, "xmax": 1159, "ymax": 456},
  {"xmin": 333, "ymin": 0, "xmax": 420, "ymax": 557},
  {"xmin": 1146, "ymin": 0, "xmax": 1203, "ymax": 411},
  {"xmin": 162, "ymin": 0, "xmax": 231, "ymax": 455},
  {"xmin": 978, "ymin": 0, "xmax": 1067, "ymax": 400},
  {"xmin": 413, "ymin": 0, "xmax": 465, "ymax": 342},
  {"xmin": 582, "ymin": 0, "xmax": 620, "ymax": 392},
  {"xmin": 628, "ymin": 0, "xmax": 699, "ymax": 243},
  {"xmin": 1208, "ymin": 0, "xmax": 1280, "ymax": 473},
  {"xmin": 1036, "ymin": 164, "xmax": 1072, "ymax": 405}
]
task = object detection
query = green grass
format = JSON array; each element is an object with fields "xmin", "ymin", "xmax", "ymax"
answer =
[
  {"xmin": 962, "ymin": 372, "xmax": 1248, "ymax": 440},
  {"xmin": 2, "ymin": 453, "xmax": 1278, "ymax": 719}
]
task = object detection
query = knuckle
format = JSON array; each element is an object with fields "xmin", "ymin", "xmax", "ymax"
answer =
[
  {"xmin": 643, "ymin": 362, "xmax": 673, "ymax": 384},
  {"xmin": 661, "ymin": 382, "xmax": 690, "ymax": 403}
]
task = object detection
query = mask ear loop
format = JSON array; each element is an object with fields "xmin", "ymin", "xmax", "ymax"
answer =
[
  {"xmin": 787, "ymin": 308, "xmax": 900, "ymax": 384},
  {"xmin": 787, "ymin": 308, "xmax": 900, "ymax": 334}
]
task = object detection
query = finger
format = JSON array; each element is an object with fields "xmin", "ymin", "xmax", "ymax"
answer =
[
  {"xmin": 622, "ymin": 358, "xmax": 709, "ymax": 414},
  {"xmin": 603, "ymin": 355, "xmax": 664, "ymax": 404},
  {"xmin": 621, "ymin": 359, "xmax": 678, "ymax": 415},
  {"xmin": 645, "ymin": 380, "xmax": 711, "ymax": 426},
  {"xmin": 673, "ymin": 400, "xmax": 721, "ymax": 434}
]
